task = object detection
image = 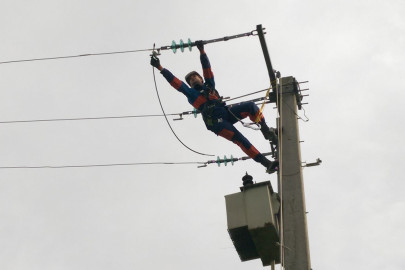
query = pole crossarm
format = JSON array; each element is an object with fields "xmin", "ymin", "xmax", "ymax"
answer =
[{"xmin": 256, "ymin": 24, "xmax": 278, "ymax": 92}]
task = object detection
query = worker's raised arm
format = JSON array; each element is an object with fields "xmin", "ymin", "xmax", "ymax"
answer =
[
  {"xmin": 150, "ymin": 55, "xmax": 203, "ymax": 109},
  {"xmin": 150, "ymin": 56, "xmax": 163, "ymax": 71},
  {"xmin": 195, "ymin": 40, "xmax": 215, "ymax": 88}
]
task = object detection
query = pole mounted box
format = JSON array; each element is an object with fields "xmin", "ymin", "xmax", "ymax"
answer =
[{"xmin": 225, "ymin": 181, "xmax": 280, "ymax": 266}]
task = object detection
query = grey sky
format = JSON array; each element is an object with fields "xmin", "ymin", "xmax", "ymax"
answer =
[{"xmin": 1, "ymin": 0, "xmax": 404, "ymax": 269}]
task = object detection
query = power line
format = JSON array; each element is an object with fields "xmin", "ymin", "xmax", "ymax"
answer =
[
  {"xmin": 0, "ymin": 99, "xmax": 276, "ymax": 125},
  {"xmin": 227, "ymin": 88, "xmax": 269, "ymax": 102},
  {"xmin": 0, "ymin": 29, "xmax": 258, "ymax": 65},
  {"xmin": 0, "ymin": 48, "xmax": 152, "ymax": 65},
  {"xmin": 0, "ymin": 90, "xmax": 272, "ymax": 124},
  {"xmin": 0, "ymin": 83, "xmax": 309, "ymax": 125},
  {"xmin": 0, "ymin": 114, "xmax": 174, "ymax": 124},
  {"xmin": 0, "ymin": 161, "xmax": 204, "ymax": 169},
  {"xmin": 0, "ymin": 152, "xmax": 273, "ymax": 170}
]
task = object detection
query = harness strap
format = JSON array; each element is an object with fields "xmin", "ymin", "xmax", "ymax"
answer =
[
  {"xmin": 227, "ymin": 107, "xmax": 261, "ymax": 130},
  {"xmin": 255, "ymin": 85, "xmax": 272, "ymax": 123},
  {"xmin": 201, "ymin": 100, "xmax": 225, "ymax": 126}
]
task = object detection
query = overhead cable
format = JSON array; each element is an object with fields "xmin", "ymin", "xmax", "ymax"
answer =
[
  {"xmin": 0, "ymin": 83, "xmax": 309, "ymax": 125},
  {"xmin": 0, "ymin": 28, "xmax": 258, "ymax": 65},
  {"xmin": 0, "ymin": 161, "xmax": 204, "ymax": 169},
  {"xmin": 151, "ymin": 67, "xmax": 214, "ymax": 157},
  {"xmin": 0, "ymin": 49, "xmax": 152, "ymax": 65},
  {"xmin": 0, "ymin": 152, "xmax": 272, "ymax": 170},
  {"xmin": 0, "ymin": 114, "xmax": 173, "ymax": 124}
]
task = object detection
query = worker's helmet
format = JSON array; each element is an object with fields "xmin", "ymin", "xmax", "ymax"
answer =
[{"xmin": 185, "ymin": 71, "xmax": 203, "ymax": 86}]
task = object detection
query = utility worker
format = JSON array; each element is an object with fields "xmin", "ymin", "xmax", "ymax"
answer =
[{"xmin": 150, "ymin": 41, "xmax": 278, "ymax": 173}]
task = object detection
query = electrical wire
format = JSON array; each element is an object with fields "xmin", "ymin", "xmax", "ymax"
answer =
[
  {"xmin": 0, "ymin": 82, "xmax": 309, "ymax": 125},
  {"xmin": 0, "ymin": 150, "xmax": 271, "ymax": 170},
  {"xmin": 282, "ymin": 100, "xmax": 309, "ymax": 122},
  {"xmin": 0, "ymin": 161, "xmax": 205, "ymax": 169},
  {"xmin": 0, "ymin": 89, "xmax": 272, "ymax": 125},
  {"xmin": 300, "ymin": 105, "xmax": 309, "ymax": 122},
  {"xmin": 0, "ymin": 29, "xmax": 258, "ymax": 65},
  {"xmin": 226, "ymin": 88, "xmax": 269, "ymax": 102},
  {"xmin": 0, "ymin": 48, "xmax": 153, "ymax": 65},
  {"xmin": 226, "ymin": 81, "xmax": 308, "ymax": 102},
  {"xmin": 151, "ymin": 66, "xmax": 214, "ymax": 157},
  {"xmin": 296, "ymin": 82, "xmax": 310, "ymax": 122},
  {"xmin": 0, "ymin": 114, "xmax": 173, "ymax": 124}
]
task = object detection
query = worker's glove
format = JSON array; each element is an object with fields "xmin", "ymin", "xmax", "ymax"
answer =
[
  {"xmin": 150, "ymin": 56, "xmax": 160, "ymax": 68},
  {"xmin": 195, "ymin": 40, "xmax": 204, "ymax": 51}
]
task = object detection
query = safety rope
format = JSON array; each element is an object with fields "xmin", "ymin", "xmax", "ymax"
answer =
[
  {"xmin": 255, "ymin": 85, "xmax": 273, "ymax": 123},
  {"xmin": 226, "ymin": 107, "xmax": 261, "ymax": 131}
]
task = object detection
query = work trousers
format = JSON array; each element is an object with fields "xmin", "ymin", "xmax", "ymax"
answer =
[{"xmin": 205, "ymin": 102, "xmax": 267, "ymax": 164}]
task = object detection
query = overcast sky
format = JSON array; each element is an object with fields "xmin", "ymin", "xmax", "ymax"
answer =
[{"xmin": 1, "ymin": 0, "xmax": 404, "ymax": 269}]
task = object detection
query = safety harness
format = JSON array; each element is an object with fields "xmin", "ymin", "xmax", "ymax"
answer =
[
  {"xmin": 199, "ymin": 83, "xmax": 225, "ymax": 127},
  {"xmin": 199, "ymin": 83, "xmax": 262, "ymax": 131}
]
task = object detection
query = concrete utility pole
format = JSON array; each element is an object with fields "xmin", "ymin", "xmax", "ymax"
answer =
[
  {"xmin": 256, "ymin": 24, "xmax": 311, "ymax": 269},
  {"xmin": 278, "ymin": 77, "xmax": 311, "ymax": 270}
]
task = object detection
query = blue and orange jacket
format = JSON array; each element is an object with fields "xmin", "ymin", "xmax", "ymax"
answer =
[{"xmin": 160, "ymin": 52, "xmax": 221, "ymax": 111}]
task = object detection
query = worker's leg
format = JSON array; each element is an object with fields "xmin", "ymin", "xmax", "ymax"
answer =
[
  {"xmin": 214, "ymin": 120, "xmax": 275, "ymax": 170},
  {"xmin": 227, "ymin": 101, "xmax": 264, "ymax": 123},
  {"xmin": 228, "ymin": 102, "xmax": 278, "ymax": 144}
]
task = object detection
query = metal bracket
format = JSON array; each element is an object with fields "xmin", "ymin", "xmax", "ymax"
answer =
[{"xmin": 302, "ymin": 158, "xmax": 322, "ymax": 167}]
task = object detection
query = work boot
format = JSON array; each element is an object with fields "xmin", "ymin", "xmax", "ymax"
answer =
[
  {"xmin": 266, "ymin": 160, "xmax": 279, "ymax": 174},
  {"xmin": 260, "ymin": 157, "xmax": 279, "ymax": 174},
  {"xmin": 260, "ymin": 124, "xmax": 278, "ymax": 145}
]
